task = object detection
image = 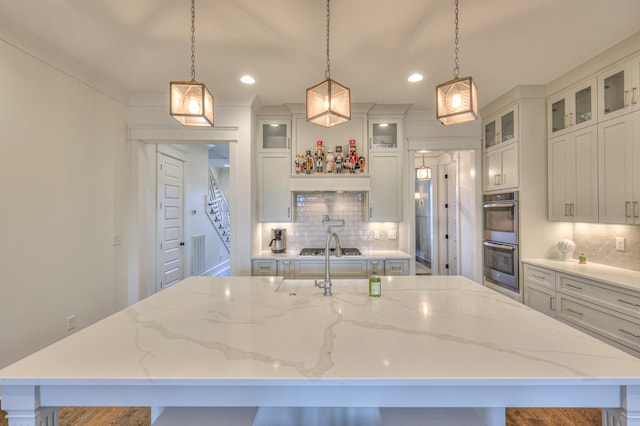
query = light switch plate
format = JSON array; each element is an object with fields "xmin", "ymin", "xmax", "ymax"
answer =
[
  {"xmin": 374, "ymin": 231, "xmax": 380, "ymax": 240},
  {"xmin": 616, "ymin": 237, "xmax": 625, "ymax": 251}
]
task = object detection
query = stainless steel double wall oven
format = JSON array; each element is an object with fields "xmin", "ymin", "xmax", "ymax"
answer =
[{"xmin": 483, "ymin": 191, "xmax": 519, "ymax": 293}]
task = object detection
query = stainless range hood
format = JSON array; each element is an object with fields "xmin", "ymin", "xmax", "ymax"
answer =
[{"xmin": 289, "ymin": 174, "xmax": 370, "ymax": 192}]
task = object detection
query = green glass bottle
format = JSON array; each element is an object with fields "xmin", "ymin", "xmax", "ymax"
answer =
[{"xmin": 369, "ymin": 262, "xmax": 381, "ymax": 297}]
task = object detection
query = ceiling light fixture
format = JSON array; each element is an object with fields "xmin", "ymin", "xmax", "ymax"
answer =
[
  {"xmin": 306, "ymin": 0, "xmax": 351, "ymax": 127},
  {"xmin": 435, "ymin": 0, "xmax": 478, "ymax": 126},
  {"xmin": 170, "ymin": 0, "xmax": 214, "ymax": 127},
  {"xmin": 408, "ymin": 73, "xmax": 424, "ymax": 83},
  {"xmin": 240, "ymin": 75, "xmax": 256, "ymax": 85},
  {"xmin": 416, "ymin": 152, "xmax": 432, "ymax": 180}
]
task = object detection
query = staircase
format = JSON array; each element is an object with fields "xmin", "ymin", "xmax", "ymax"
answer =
[{"xmin": 207, "ymin": 168, "xmax": 231, "ymax": 252}]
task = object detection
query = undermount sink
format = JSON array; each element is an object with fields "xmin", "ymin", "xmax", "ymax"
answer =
[{"xmin": 276, "ymin": 279, "xmax": 368, "ymax": 295}]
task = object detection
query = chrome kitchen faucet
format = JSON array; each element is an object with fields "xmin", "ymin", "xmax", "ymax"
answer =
[{"xmin": 315, "ymin": 232, "xmax": 342, "ymax": 296}]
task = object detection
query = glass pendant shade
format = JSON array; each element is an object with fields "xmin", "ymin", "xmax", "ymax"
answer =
[
  {"xmin": 436, "ymin": 76, "xmax": 478, "ymax": 126},
  {"xmin": 306, "ymin": 78, "xmax": 351, "ymax": 127},
  {"xmin": 416, "ymin": 165, "xmax": 432, "ymax": 180},
  {"xmin": 170, "ymin": 80, "xmax": 214, "ymax": 126}
]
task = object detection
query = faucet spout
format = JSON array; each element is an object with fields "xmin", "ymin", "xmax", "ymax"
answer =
[{"xmin": 318, "ymin": 232, "xmax": 341, "ymax": 296}]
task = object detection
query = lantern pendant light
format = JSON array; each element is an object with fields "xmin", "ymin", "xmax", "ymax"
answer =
[
  {"xmin": 170, "ymin": 0, "xmax": 214, "ymax": 127},
  {"xmin": 436, "ymin": 0, "xmax": 478, "ymax": 126},
  {"xmin": 306, "ymin": 0, "xmax": 351, "ymax": 127},
  {"xmin": 416, "ymin": 152, "xmax": 432, "ymax": 180}
]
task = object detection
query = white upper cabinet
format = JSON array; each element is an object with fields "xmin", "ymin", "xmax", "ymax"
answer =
[
  {"xmin": 257, "ymin": 119, "xmax": 291, "ymax": 152},
  {"xmin": 598, "ymin": 112, "xmax": 640, "ymax": 224},
  {"xmin": 597, "ymin": 54, "xmax": 640, "ymax": 122},
  {"xmin": 368, "ymin": 153, "xmax": 402, "ymax": 221},
  {"xmin": 483, "ymin": 104, "xmax": 518, "ymax": 150},
  {"xmin": 548, "ymin": 126, "xmax": 598, "ymax": 222},
  {"xmin": 548, "ymin": 77, "xmax": 597, "ymax": 137},
  {"xmin": 368, "ymin": 117, "xmax": 403, "ymax": 152},
  {"xmin": 483, "ymin": 143, "xmax": 519, "ymax": 192}
]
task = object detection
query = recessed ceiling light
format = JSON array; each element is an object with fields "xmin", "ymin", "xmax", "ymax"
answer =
[
  {"xmin": 240, "ymin": 75, "xmax": 255, "ymax": 85},
  {"xmin": 408, "ymin": 73, "xmax": 424, "ymax": 83},
  {"xmin": 224, "ymin": 164, "xmax": 230, "ymax": 168},
  {"xmin": 379, "ymin": 123, "xmax": 389, "ymax": 128}
]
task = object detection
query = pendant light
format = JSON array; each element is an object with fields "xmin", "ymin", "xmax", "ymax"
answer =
[
  {"xmin": 306, "ymin": 0, "xmax": 351, "ymax": 127},
  {"xmin": 170, "ymin": 0, "xmax": 214, "ymax": 127},
  {"xmin": 416, "ymin": 152, "xmax": 432, "ymax": 180},
  {"xmin": 436, "ymin": 0, "xmax": 478, "ymax": 126}
]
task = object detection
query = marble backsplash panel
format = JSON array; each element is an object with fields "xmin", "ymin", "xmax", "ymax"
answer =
[
  {"xmin": 572, "ymin": 223, "xmax": 640, "ymax": 271},
  {"xmin": 261, "ymin": 192, "xmax": 399, "ymax": 252}
]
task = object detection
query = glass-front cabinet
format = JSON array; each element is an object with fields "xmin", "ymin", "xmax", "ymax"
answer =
[
  {"xmin": 368, "ymin": 118, "xmax": 402, "ymax": 151},
  {"xmin": 483, "ymin": 104, "xmax": 518, "ymax": 150},
  {"xmin": 548, "ymin": 77, "xmax": 597, "ymax": 137},
  {"xmin": 257, "ymin": 119, "xmax": 291, "ymax": 152},
  {"xmin": 597, "ymin": 57, "xmax": 640, "ymax": 121}
]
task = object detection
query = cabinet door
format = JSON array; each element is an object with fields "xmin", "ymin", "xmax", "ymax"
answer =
[
  {"xmin": 499, "ymin": 143, "xmax": 519, "ymax": 189},
  {"xmin": 598, "ymin": 61, "xmax": 634, "ymax": 122},
  {"xmin": 548, "ymin": 134, "xmax": 571, "ymax": 220},
  {"xmin": 258, "ymin": 153, "xmax": 292, "ymax": 222},
  {"xmin": 499, "ymin": 106, "xmax": 518, "ymax": 144},
  {"xmin": 258, "ymin": 120, "xmax": 290, "ymax": 152},
  {"xmin": 572, "ymin": 127, "xmax": 599, "ymax": 222},
  {"xmin": 369, "ymin": 118, "xmax": 402, "ymax": 151},
  {"xmin": 525, "ymin": 284, "xmax": 556, "ymax": 319},
  {"xmin": 483, "ymin": 149, "xmax": 500, "ymax": 192},
  {"xmin": 484, "ymin": 117, "xmax": 497, "ymax": 150},
  {"xmin": 278, "ymin": 260, "xmax": 295, "ymax": 279},
  {"xmin": 368, "ymin": 153, "xmax": 401, "ymax": 221},
  {"xmin": 598, "ymin": 115, "xmax": 634, "ymax": 224},
  {"xmin": 634, "ymin": 112, "xmax": 640, "ymax": 222}
]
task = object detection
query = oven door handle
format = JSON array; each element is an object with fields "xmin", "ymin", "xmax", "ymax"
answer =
[
  {"xmin": 483, "ymin": 241, "xmax": 516, "ymax": 251},
  {"xmin": 483, "ymin": 203, "xmax": 516, "ymax": 209}
]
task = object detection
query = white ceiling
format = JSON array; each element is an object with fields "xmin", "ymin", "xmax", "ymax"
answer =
[{"xmin": 2, "ymin": 0, "xmax": 640, "ymax": 111}]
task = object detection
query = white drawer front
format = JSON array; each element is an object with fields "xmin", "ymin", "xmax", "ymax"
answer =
[
  {"xmin": 523, "ymin": 264, "xmax": 555, "ymax": 290},
  {"xmin": 385, "ymin": 260, "xmax": 409, "ymax": 276},
  {"xmin": 557, "ymin": 273, "xmax": 640, "ymax": 319},
  {"xmin": 558, "ymin": 294, "xmax": 640, "ymax": 353},
  {"xmin": 252, "ymin": 260, "xmax": 277, "ymax": 276}
]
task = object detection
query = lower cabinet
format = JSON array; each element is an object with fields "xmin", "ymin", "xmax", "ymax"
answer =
[
  {"xmin": 523, "ymin": 262, "xmax": 640, "ymax": 357},
  {"xmin": 251, "ymin": 258, "xmax": 410, "ymax": 278}
]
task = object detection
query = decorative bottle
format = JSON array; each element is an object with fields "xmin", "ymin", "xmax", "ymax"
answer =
[{"xmin": 369, "ymin": 262, "xmax": 381, "ymax": 297}]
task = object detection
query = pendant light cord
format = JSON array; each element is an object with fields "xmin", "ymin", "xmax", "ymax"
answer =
[
  {"xmin": 190, "ymin": 0, "xmax": 197, "ymax": 81},
  {"xmin": 325, "ymin": 0, "xmax": 331, "ymax": 79},
  {"xmin": 453, "ymin": 0, "xmax": 460, "ymax": 78}
]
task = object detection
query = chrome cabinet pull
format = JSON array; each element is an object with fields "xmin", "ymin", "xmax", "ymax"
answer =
[
  {"xmin": 570, "ymin": 203, "xmax": 575, "ymax": 217},
  {"xmin": 550, "ymin": 298, "xmax": 555, "ymax": 311},
  {"xmin": 569, "ymin": 112, "xmax": 574, "ymax": 126},
  {"xmin": 633, "ymin": 88, "xmax": 638, "ymax": 105},
  {"xmin": 634, "ymin": 201, "xmax": 639, "ymax": 218},
  {"xmin": 565, "ymin": 283, "xmax": 583, "ymax": 290},
  {"xmin": 619, "ymin": 328, "xmax": 640, "ymax": 339},
  {"xmin": 531, "ymin": 274, "xmax": 547, "ymax": 281},
  {"xmin": 617, "ymin": 298, "xmax": 640, "ymax": 308},
  {"xmin": 566, "ymin": 308, "xmax": 583, "ymax": 317},
  {"xmin": 564, "ymin": 203, "xmax": 569, "ymax": 217},
  {"xmin": 288, "ymin": 207, "xmax": 291, "ymax": 218},
  {"xmin": 626, "ymin": 201, "xmax": 632, "ymax": 218}
]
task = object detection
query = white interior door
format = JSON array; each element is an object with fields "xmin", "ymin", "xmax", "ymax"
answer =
[{"xmin": 157, "ymin": 153, "xmax": 184, "ymax": 290}]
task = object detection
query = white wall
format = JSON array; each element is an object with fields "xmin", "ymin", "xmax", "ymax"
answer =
[{"xmin": 0, "ymin": 40, "xmax": 129, "ymax": 368}]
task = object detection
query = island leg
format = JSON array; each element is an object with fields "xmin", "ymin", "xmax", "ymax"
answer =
[
  {"xmin": 603, "ymin": 386, "xmax": 640, "ymax": 426},
  {"xmin": 2, "ymin": 385, "xmax": 58, "ymax": 426}
]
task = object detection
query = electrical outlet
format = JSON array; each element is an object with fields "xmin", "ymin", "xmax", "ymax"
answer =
[
  {"xmin": 112, "ymin": 234, "xmax": 121, "ymax": 245},
  {"xmin": 66, "ymin": 315, "xmax": 76, "ymax": 331},
  {"xmin": 616, "ymin": 237, "xmax": 625, "ymax": 252},
  {"xmin": 388, "ymin": 230, "xmax": 397, "ymax": 240},
  {"xmin": 374, "ymin": 231, "xmax": 380, "ymax": 240}
]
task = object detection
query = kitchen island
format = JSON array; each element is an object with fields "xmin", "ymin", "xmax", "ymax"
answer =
[{"xmin": 2, "ymin": 275, "xmax": 640, "ymax": 425}]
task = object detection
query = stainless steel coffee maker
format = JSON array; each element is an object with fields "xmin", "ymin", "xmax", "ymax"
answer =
[{"xmin": 269, "ymin": 228, "xmax": 287, "ymax": 253}]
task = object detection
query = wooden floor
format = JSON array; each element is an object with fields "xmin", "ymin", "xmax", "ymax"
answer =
[{"xmin": 0, "ymin": 405, "xmax": 601, "ymax": 425}]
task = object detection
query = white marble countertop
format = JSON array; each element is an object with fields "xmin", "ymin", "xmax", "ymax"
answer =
[
  {"xmin": 2, "ymin": 275, "xmax": 640, "ymax": 387},
  {"xmin": 522, "ymin": 258, "xmax": 640, "ymax": 292},
  {"xmin": 252, "ymin": 249, "xmax": 412, "ymax": 260}
]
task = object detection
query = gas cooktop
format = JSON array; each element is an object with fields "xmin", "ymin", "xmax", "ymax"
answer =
[{"xmin": 299, "ymin": 247, "xmax": 362, "ymax": 257}]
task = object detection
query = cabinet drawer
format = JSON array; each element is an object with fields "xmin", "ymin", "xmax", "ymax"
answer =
[
  {"xmin": 295, "ymin": 260, "xmax": 367, "ymax": 279},
  {"xmin": 523, "ymin": 264, "xmax": 555, "ymax": 290},
  {"xmin": 385, "ymin": 260, "xmax": 409, "ymax": 275},
  {"xmin": 252, "ymin": 260, "xmax": 277, "ymax": 276},
  {"xmin": 278, "ymin": 260, "xmax": 295, "ymax": 279},
  {"xmin": 558, "ymin": 294, "xmax": 640, "ymax": 354},
  {"xmin": 557, "ymin": 273, "xmax": 640, "ymax": 319}
]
